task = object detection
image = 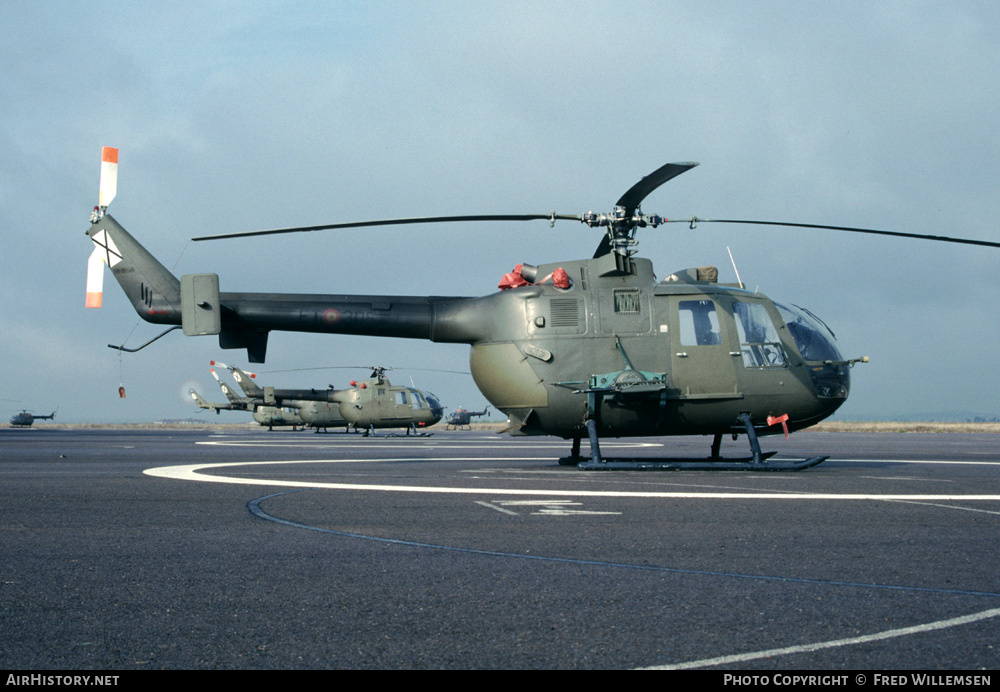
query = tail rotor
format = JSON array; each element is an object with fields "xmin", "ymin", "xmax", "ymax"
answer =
[{"xmin": 85, "ymin": 146, "xmax": 119, "ymax": 309}]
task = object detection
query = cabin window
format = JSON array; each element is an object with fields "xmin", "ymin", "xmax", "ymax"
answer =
[
  {"xmin": 396, "ymin": 391, "xmax": 408, "ymax": 405},
  {"xmin": 678, "ymin": 300, "xmax": 721, "ymax": 346},
  {"xmin": 733, "ymin": 301, "xmax": 786, "ymax": 367}
]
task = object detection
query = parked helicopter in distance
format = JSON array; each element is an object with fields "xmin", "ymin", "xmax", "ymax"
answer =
[
  {"xmin": 189, "ymin": 365, "xmax": 312, "ymax": 430},
  {"xmin": 208, "ymin": 361, "xmax": 350, "ymax": 432},
  {"xmin": 9, "ymin": 410, "xmax": 56, "ymax": 427},
  {"xmin": 207, "ymin": 362, "xmax": 444, "ymax": 435},
  {"xmin": 446, "ymin": 406, "xmax": 490, "ymax": 430},
  {"xmin": 85, "ymin": 148, "xmax": 1000, "ymax": 469}
]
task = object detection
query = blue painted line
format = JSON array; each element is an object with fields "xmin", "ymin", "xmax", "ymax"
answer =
[{"xmin": 248, "ymin": 490, "xmax": 1000, "ymax": 600}]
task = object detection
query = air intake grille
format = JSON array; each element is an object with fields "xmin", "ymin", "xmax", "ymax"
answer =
[{"xmin": 550, "ymin": 298, "xmax": 579, "ymax": 327}]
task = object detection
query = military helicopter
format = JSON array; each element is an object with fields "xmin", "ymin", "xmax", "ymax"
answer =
[
  {"xmin": 226, "ymin": 364, "xmax": 445, "ymax": 436},
  {"xmin": 85, "ymin": 148, "xmax": 1000, "ymax": 469},
  {"xmin": 207, "ymin": 361, "xmax": 350, "ymax": 433},
  {"xmin": 445, "ymin": 406, "xmax": 490, "ymax": 430},
  {"xmin": 199, "ymin": 361, "xmax": 441, "ymax": 434},
  {"xmin": 189, "ymin": 366, "xmax": 309, "ymax": 430},
  {"xmin": 9, "ymin": 410, "xmax": 56, "ymax": 427}
]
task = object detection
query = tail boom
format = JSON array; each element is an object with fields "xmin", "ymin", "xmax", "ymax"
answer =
[{"xmin": 88, "ymin": 213, "xmax": 485, "ymax": 361}]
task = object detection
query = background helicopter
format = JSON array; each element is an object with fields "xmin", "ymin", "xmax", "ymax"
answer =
[
  {"xmin": 205, "ymin": 361, "xmax": 444, "ymax": 435},
  {"xmin": 9, "ymin": 410, "xmax": 56, "ymax": 427},
  {"xmin": 189, "ymin": 365, "xmax": 309, "ymax": 430},
  {"xmin": 207, "ymin": 361, "xmax": 349, "ymax": 433},
  {"xmin": 445, "ymin": 406, "xmax": 490, "ymax": 430},
  {"xmin": 237, "ymin": 364, "xmax": 445, "ymax": 436},
  {"xmin": 85, "ymin": 151, "xmax": 999, "ymax": 469}
]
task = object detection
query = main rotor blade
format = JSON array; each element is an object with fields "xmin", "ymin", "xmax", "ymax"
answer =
[
  {"xmin": 615, "ymin": 162, "xmax": 699, "ymax": 216},
  {"xmin": 258, "ymin": 365, "xmax": 471, "ymax": 375},
  {"xmin": 679, "ymin": 218, "xmax": 1000, "ymax": 249},
  {"xmin": 193, "ymin": 214, "xmax": 582, "ymax": 241}
]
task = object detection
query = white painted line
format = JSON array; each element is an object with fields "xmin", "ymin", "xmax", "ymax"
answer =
[
  {"xmin": 195, "ymin": 440, "xmax": 660, "ymax": 449},
  {"xmin": 837, "ymin": 458, "xmax": 1000, "ymax": 467},
  {"xmin": 884, "ymin": 500, "xmax": 1000, "ymax": 516},
  {"xmin": 144, "ymin": 458, "xmax": 1000, "ymax": 501},
  {"xmin": 497, "ymin": 500, "xmax": 579, "ymax": 506},
  {"xmin": 474, "ymin": 501, "xmax": 519, "ymax": 516},
  {"xmin": 194, "ymin": 441, "xmax": 1000, "ymax": 467},
  {"xmin": 643, "ymin": 606, "xmax": 1000, "ymax": 670}
]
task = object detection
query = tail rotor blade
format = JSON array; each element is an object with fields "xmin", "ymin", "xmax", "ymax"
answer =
[
  {"xmin": 87, "ymin": 146, "xmax": 120, "ymax": 308},
  {"xmin": 86, "ymin": 246, "xmax": 104, "ymax": 308},
  {"xmin": 99, "ymin": 147, "xmax": 118, "ymax": 208}
]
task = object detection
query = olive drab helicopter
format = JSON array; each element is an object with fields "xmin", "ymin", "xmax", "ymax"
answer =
[
  {"xmin": 85, "ymin": 148, "xmax": 1000, "ymax": 470},
  {"xmin": 208, "ymin": 361, "xmax": 350, "ymax": 432},
  {"xmin": 210, "ymin": 361, "xmax": 444, "ymax": 434},
  {"xmin": 9, "ymin": 410, "xmax": 56, "ymax": 427},
  {"xmin": 189, "ymin": 364, "xmax": 310, "ymax": 430},
  {"xmin": 219, "ymin": 363, "xmax": 445, "ymax": 436}
]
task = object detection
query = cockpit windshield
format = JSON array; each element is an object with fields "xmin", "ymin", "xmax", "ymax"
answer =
[
  {"xmin": 775, "ymin": 302, "xmax": 843, "ymax": 362},
  {"xmin": 424, "ymin": 392, "xmax": 443, "ymax": 414},
  {"xmin": 775, "ymin": 302, "xmax": 849, "ymax": 399}
]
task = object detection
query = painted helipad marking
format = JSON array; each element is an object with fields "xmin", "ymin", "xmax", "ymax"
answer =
[
  {"xmin": 245, "ymin": 490, "xmax": 1000, "ymax": 599},
  {"xmin": 195, "ymin": 440, "xmax": 659, "ymax": 449},
  {"xmin": 144, "ymin": 458, "xmax": 1000, "ymax": 501},
  {"xmin": 244, "ymin": 489, "xmax": 1000, "ymax": 669},
  {"xmin": 478, "ymin": 499, "xmax": 622, "ymax": 516},
  {"xmin": 837, "ymin": 458, "xmax": 1000, "ymax": 467},
  {"xmin": 196, "ymin": 440, "xmax": 1000, "ymax": 467},
  {"xmin": 646, "ymin": 606, "xmax": 1000, "ymax": 670}
]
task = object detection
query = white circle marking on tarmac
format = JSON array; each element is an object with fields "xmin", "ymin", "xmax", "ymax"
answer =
[{"xmin": 144, "ymin": 457, "xmax": 1000, "ymax": 500}]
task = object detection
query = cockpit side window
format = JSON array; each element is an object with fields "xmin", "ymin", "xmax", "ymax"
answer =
[
  {"xmin": 733, "ymin": 301, "xmax": 786, "ymax": 368},
  {"xmin": 678, "ymin": 300, "xmax": 722, "ymax": 346}
]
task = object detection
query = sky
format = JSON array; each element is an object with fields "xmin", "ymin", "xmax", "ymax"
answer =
[{"xmin": 2, "ymin": 1, "xmax": 999, "ymax": 424}]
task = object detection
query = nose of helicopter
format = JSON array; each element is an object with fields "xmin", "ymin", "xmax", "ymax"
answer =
[
  {"xmin": 774, "ymin": 301, "xmax": 852, "ymax": 419},
  {"xmin": 815, "ymin": 363, "xmax": 851, "ymax": 400}
]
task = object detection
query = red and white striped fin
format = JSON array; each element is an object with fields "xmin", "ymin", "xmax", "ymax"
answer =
[
  {"xmin": 99, "ymin": 146, "xmax": 118, "ymax": 208},
  {"xmin": 85, "ymin": 229, "xmax": 122, "ymax": 308},
  {"xmin": 87, "ymin": 146, "xmax": 120, "ymax": 308},
  {"xmin": 86, "ymin": 245, "xmax": 105, "ymax": 308}
]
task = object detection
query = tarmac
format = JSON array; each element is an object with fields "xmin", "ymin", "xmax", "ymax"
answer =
[{"xmin": 2, "ymin": 426, "xmax": 999, "ymax": 670}]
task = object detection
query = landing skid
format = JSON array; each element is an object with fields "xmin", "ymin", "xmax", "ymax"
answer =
[
  {"xmin": 561, "ymin": 414, "xmax": 827, "ymax": 471},
  {"xmin": 573, "ymin": 454, "xmax": 827, "ymax": 472},
  {"xmin": 362, "ymin": 424, "xmax": 434, "ymax": 438}
]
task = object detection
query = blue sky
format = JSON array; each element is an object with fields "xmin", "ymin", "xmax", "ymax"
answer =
[{"xmin": 2, "ymin": 1, "xmax": 998, "ymax": 423}]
